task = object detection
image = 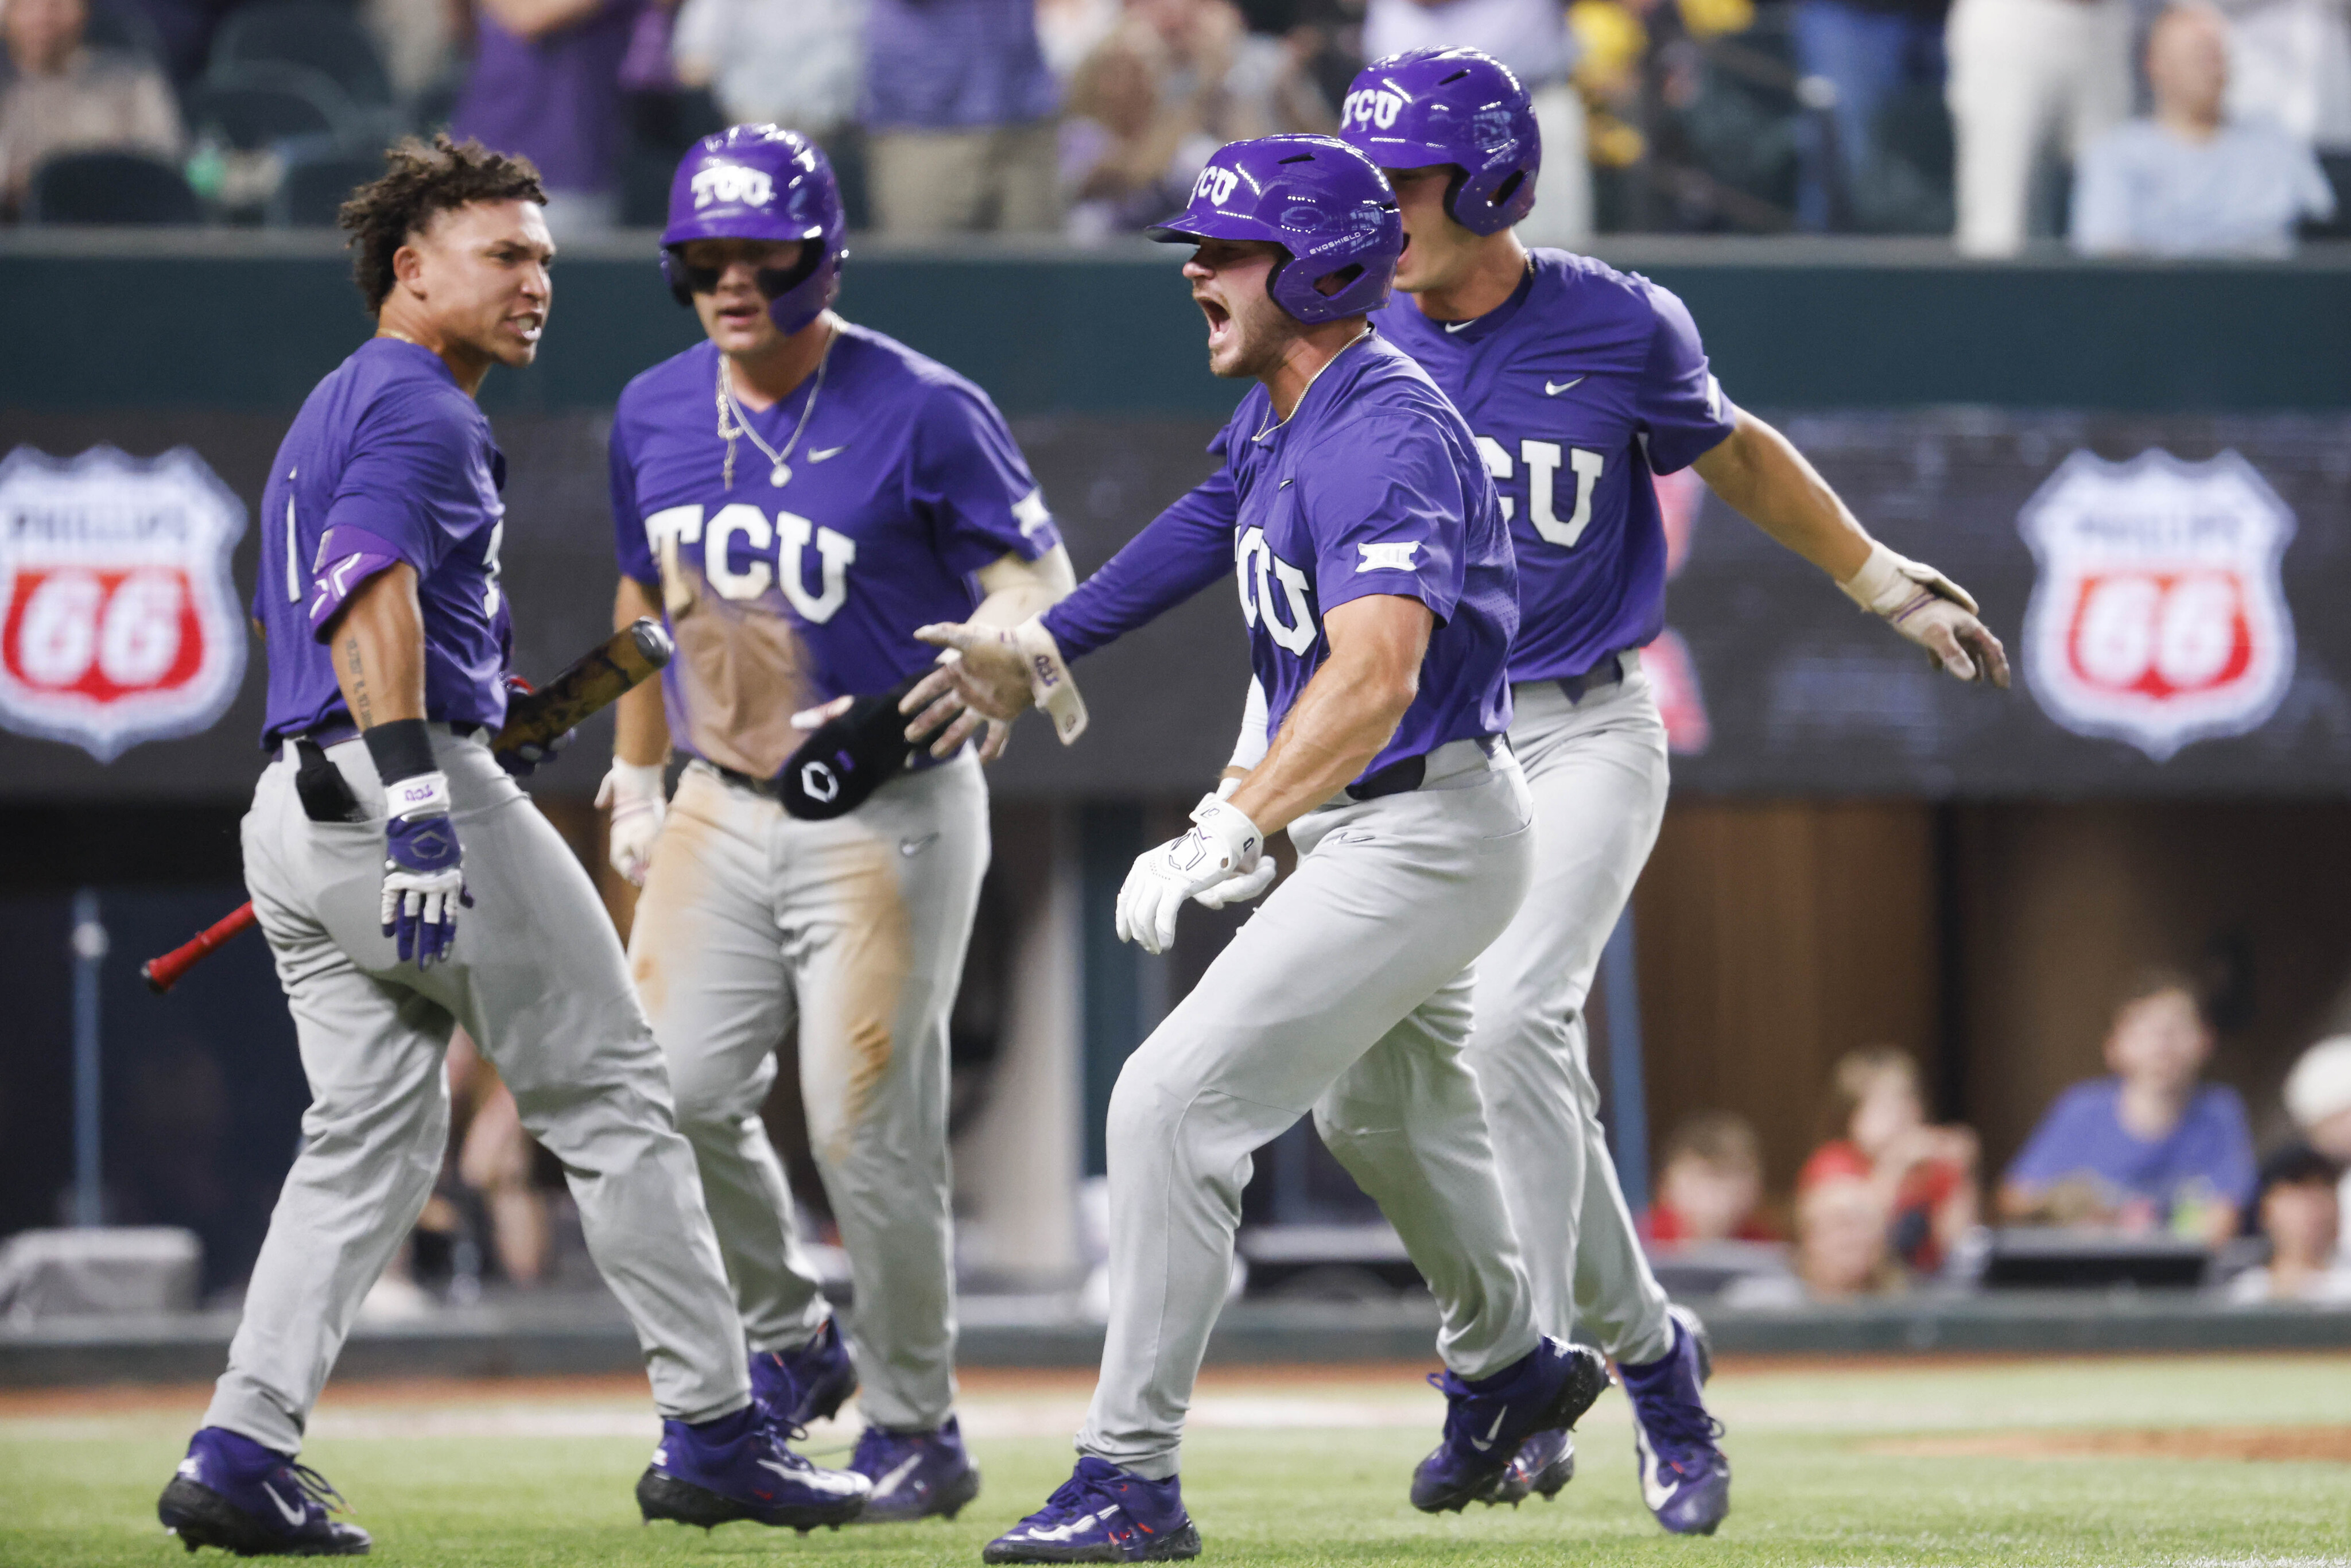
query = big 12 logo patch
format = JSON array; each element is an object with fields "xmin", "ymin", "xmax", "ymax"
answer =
[
  {"xmin": 0, "ymin": 446, "xmax": 247, "ymax": 762},
  {"xmin": 2019, "ymin": 449, "xmax": 2294, "ymax": 762}
]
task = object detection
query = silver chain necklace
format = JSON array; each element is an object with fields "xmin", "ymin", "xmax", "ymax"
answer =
[{"xmin": 716, "ymin": 327, "xmax": 833, "ymax": 489}]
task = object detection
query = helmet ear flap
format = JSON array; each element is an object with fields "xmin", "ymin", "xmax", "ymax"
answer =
[{"xmin": 660, "ymin": 249, "xmax": 695, "ymax": 308}]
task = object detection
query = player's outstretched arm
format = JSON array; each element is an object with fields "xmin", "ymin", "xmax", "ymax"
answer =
[
  {"xmin": 1692, "ymin": 408, "xmax": 2010, "ymax": 688},
  {"xmin": 598, "ymin": 575, "xmax": 671, "ymax": 887},
  {"xmin": 326, "ymin": 564, "xmax": 471, "ymax": 968},
  {"xmin": 898, "ymin": 544, "xmax": 1077, "ymax": 762}
]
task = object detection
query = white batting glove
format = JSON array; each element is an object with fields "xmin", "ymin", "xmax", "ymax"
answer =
[
  {"xmin": 1840, "ymin": 541, "xmax": 2011, "ymax": 688},
  {"xmin": 1194, "ymin": 776, "xmax": 1276, "ymax": 909},
  {"xmin": 595, "ymin": 759, "xmax": 667, "ymax": 887},
  {"xmin": 1116, "ymin": 795, "xmax": 1264, "ymax": 955}
]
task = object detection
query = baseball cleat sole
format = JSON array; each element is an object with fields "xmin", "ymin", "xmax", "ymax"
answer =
[
  {"xmin": 158, "ymin": 1478, "xmax": 371, "ymax": 1557},
  {"xmin": 855, "ymin": 1461, "xmax": 983, "ymax": 1524},
  {"xmin": 980, "ymin": 1520, "xmax": 1202, "ymax": 1563},
  {"xmin": 635, "ymin": 1468, "xmax": 867, "ymax": 1532}
]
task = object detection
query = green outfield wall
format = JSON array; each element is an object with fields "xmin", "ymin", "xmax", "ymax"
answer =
[{"xmin": 7, "ymin": 233, "xmax": 2351, "ymax": 415}]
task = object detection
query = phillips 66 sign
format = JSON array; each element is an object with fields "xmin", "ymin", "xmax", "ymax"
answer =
[
  {"xmin": 0, "ymin": 447, "xmax": 248, "ymax": 762},
  {"xmin": 2019, "ymin": 449, "xmax": 2296, "ymax": 763}
]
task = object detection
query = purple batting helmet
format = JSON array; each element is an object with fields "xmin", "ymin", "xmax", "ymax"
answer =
[
  {"xmin": 659, "ymin": 124, "xmax": 847, "ymax": 335},
  {"xmin": 1144, "ymin": 135, "xmax": 1402, "ymax": 325},
  {"xmin": 1339, "ymin": 48, "xmax": 1541, "ymax": 236}
]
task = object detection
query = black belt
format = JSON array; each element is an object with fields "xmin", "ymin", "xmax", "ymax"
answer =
[
  {"xmin": 1345, "ymin": 736, "xmax": 1502, "ymax": 801},
  {"xmin": 709, "ymin": 761, "xmax": 786, "ymax": 799},
  {"xmin": 275, "ymin": 717, "xmax": 483, "ymax": 751},
  {"xmin": 1555, "ymin": 653, "xmax": 1626, "ymax": 703}
]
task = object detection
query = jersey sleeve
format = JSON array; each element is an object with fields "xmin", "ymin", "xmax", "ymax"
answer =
[
  {"xmin": 1301, "ymin": 411, "xmax": 1471, "ymax": 624},
  {"xmin": 909, "ymin": 379, "xmax": 1062, "ymax": 575},
  {"xmin": 1041, "ymin": 459, "xmax": 1238, "ymax": 659},
  {"xmin": 608, "ymin": 407, "xmax": 659, "ymax": 588},
  {"xmin": 1634, "ymin": 281, "xmax": 1736, "ymax": 475},
  {"xmin": 307, "ymin": 383, "xmax": 475, "ymax": 638}
]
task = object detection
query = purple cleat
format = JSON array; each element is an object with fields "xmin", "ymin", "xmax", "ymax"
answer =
[
  {"xmin": 157, "ymin": 1426, "xmax": 371, "ymax": 1556},
  {"xmin": 749, "ymin": 1315, "xmax": 859, "ymax": 1429},
  {"xmin": 1479, "ymin": 1425, "xmax": 1576, "ymax": 1507},
  {"xmin": 1410, "ymin": 1336, "xmax": 1612, "ymax": 1513},
  {"xmin": 636, "ymin": 1404, "xmax": 870, "ymax": 1533},
  {"xmin": 1621, "ymin": 1304, "xmax": 1730, "ymax": 1535},
  {"xmin": 849, "ymin": 1415, "xmax": 982, "ymax": 1522},
  {"xmin": 983, "ymin": 1457, "xmax": 1201, "ymax": 1563}
]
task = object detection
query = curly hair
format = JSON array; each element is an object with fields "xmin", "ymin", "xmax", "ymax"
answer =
[{"xmin": 337, "ymin": 135, "xmax": 546, "ymax": 313}]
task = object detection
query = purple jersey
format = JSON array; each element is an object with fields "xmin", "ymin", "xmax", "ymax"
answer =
[
  {"xmin": 1374, "ymin": 250, "xmax": 1735, "ymax": 684},
  {"xmin": 1042, "ymin": 332, "xmax": 1516, "ymax": 780},
  {"xmin": 255, "ymin": 339, "xmax": 513, "ymax": 746},
  {"xmin": 611, "ymin": 324, "xmax": 1060, "ymax": 778}
]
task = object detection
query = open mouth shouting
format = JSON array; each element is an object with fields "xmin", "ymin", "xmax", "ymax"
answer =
[{"xmin": 1198, "ymin": 293, "xmax": 1235, "ymax": 352}]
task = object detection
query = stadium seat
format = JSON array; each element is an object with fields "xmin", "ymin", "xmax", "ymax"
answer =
[
  {"xmin": 25, "ymin": 150, "xmax": 205, "ymax": 225},
  {"xmin": 2305, "ymin": 153, "xmax": 2351, "ymax": 242},
  {"xmin": 211, "ymin": 0, "xmax": 395, "ymax": 110},
  {"xmin": 187, "ymin": 63, "xmax": 356, "ymax": 152},
  {"xmin": 268, "ymin": 148, "xmax": 387, "ymax": 227}
]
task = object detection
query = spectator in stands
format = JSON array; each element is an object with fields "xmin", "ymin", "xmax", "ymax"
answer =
[
  {"xmin": 449, "ymin": 0, "xmax": 645, "ymax": 237},
  {"xmin": 1790, "ymin": 0, "xmax": 1948, "ymax": 231},
  {"xmin": 2284, "ymin": 1034, "xmax": 2351, "ymax": 1265},
  {"xmin": 364, "ymin": 0, "xmax": 464, "ymax": 100},
  {"xmin": 1643, "ymin": 1110, "xmax": 1778, "ymax": 1247},
  {"xmin": 1795, "ymin": 1172, "xmax": 1901, "ymax": 1297},
  {"xmin": 2223, "ymin": 0, "xmax": 2351, "ymax": 159},
  {"xmin": 1944, "ymin": 0, "xmax": 2131, "ymax": 255},
  {"xmin": 672, "ymin": 0, "xmax": 863, "ymax": 145},
  {"xmin": 0, "ymin": 0, "xmax": 181, "ymax": 217},
  {"xmin": 1998, "ymin": 968, "xmax": 2256, "ymax": 1244},
  {"xmin": 863, "ymin": 0, "xmax": 1060, "ymax": 235},
  {"xmin": 1037, "ymin": 0, "xmax": 1120, "ymax": 80},
  {"xmin": 1363, "ymin": 0, "xmax": 1587, "ymax": 242},
  {"xmin": 2225, "ymin": 1144, "xmax": 2351, "ymax": 1304},
  {"xmin": 1060, "ymin": 0, "xmax": 1333, "ymax": 241},
  {"xmin": 1798, "ymin": 1047, "xmax": 1978, "ymax": 1276},
  {"xmin": 2070, "ymin": 2, "xmax": 2335, "ymax": 257}
]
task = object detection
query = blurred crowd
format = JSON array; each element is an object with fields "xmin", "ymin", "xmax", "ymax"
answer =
[
  {"xmin": 3, "ymin": 0, "xmax": 2345, "ymax": 251},
  {"xmin": 1643, "ymin": 971, "xmax": 2351, "ymax": 1305}
]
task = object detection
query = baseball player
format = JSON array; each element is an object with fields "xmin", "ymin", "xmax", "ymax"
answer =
[
  {"xmin": 154, "ymin": 138, "xmax": 867, "ymax": 1557},
  {"xmin": 598, "ymin": 125, "xmax": 1074, "ymax": 1522},
  {"xmin": 907, "ymin": 135, "xmax": 1609, "ymax": 1563},
  {"xmin": 1336, "ymin": 49, "xmax": 2010, "ymax": 1533}
]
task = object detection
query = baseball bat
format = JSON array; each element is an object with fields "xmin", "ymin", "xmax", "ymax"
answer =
[{"xmin": 139, "ymin": 619, "xmax": 675, "ymax": 995}]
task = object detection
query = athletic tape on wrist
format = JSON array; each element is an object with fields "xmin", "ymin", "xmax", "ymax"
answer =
[
  {"xmin": 385, "ymin": 769, "xmax": 453, "ymax": 821},
  {"xmin": 605, "ymin": 759, "xmax": 666, "ymax": 802},
  {"xmin": 1189, "ymin": 796, "xmax": 1263, "ymax": 872},
  {"xmin": 363, "ymin": 717, "xmax": 438, "ymax": 787},
  {"xmin": 1838, "ymin": 541, "xmax": 1977, "ymax": 618},
  {"xmin": 1012, "ymin": 618, "xmax": 1088, "ymax": 745}
]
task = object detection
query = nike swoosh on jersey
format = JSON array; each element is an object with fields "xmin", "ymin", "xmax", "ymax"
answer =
[
  {"xmin": 809, "ymin": 445, "xmax": 848, "ymax": 462},
  {"xmin": 1444, "ymin": 320, "xmax": 1476, "ymax": 333},
  {"xmin": 1545, "ymin": 378, "xmax": 1585, "ymax": 395},
  {"xmin": 901, "ymin": 833, "xmax": 940, "ymax": 857},
  {"xmin": 261, "ymin": 1481, "xmax": 307, "ymax": 1526}
]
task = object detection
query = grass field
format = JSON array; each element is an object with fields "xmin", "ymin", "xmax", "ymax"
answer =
[{"xmin": 3, "ymin": 1354, "xmax": 2347, "ymax": 1567}]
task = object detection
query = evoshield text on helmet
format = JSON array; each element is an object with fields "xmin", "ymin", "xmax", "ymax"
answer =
[
  {"xmin": 1338, "ymin": 48, "xmax": 1541, "ymax": 236},
  {"xmin": 1143, "ymin": 134, "xmax": 1403, "ymax": 325},
  {"xmin": 659, "ymin": 125, "xmax": 847, "ymax": 336}
]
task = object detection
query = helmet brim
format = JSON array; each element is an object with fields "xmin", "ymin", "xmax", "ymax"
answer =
[{"xmin": 1143, "ymin": 209, "xmax": 1291, "ymax": 246}]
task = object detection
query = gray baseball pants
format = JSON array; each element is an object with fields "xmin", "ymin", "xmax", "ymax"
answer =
[
  {"xmin": 209, "ymin": 729, "xmax": 749, "ymax": 1454},
  {"xmin": 1469, "ymin": 662, "xmax": 1676, "ymax": 1367},
  {"xmin": 1078, "ymin": 743, "xmax": 1541, "ymax": 1480},
  {"xmin": 628, "ymin": 755, "xmax": 987, "ymax": 1433}
]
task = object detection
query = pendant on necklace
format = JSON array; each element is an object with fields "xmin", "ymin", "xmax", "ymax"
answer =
[{"xmin": 770, "ymin": 461, "xmax": 790, "ymax": 488}]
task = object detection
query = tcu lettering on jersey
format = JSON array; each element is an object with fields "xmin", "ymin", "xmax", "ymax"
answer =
[
  {"xmin": 645, "ymin": 502, "xmax": 856, "ymax": 622},
  {"xmin": 691, "ymin": 162, "xmax": 774, "ymax": 209},
  {"xmin": 1341, "ymin": 87, "xmax": 1405, "ymax": 133},
  {"xmin": 1476, "ymin": 436, "xmax": 1604, "ymax": 549},
  {"xmin": 1234, "ymin": 526, "xmax": 1316, "ymax": 654}
]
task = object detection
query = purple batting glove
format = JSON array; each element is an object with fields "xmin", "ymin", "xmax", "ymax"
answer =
[
  {"xmin": 379, "ymin": 771, "xmax": 471, "ymax": 968},
  {"xmin": 497, "ymin": 674, "xmax": 575, "ymax": 778}
]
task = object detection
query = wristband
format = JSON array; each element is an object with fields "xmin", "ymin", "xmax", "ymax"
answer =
[
  {"xmin": 1011, "ymin": 616, "xmax": 1088, "ymax": 745},
  {"xmin": 1189, "ymin": 795, "xmax": 1263, "ymax": 874},
  {"xmin": 384, "ymin": 770, "xmax": 452, "ymax": 821},
  {"xmin": 363, "ymin": 717, "xmax": 437, "ymax": 786},
  {"xmin": 605, "ymin": 760, "xmax": 666, "ymax": 801}
]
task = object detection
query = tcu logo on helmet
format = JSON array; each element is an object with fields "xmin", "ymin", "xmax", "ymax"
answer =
[
  {"xmin": 2020, "ymin": 449, "xmax": 2295, "ymax": 762},
  {"xmin": 1193, "ymin": 165, "xmax": 1240, "ymax": 207},
  {"xmin": 692, "ymin": 162, "xmax": 774, "ymax": 209},
  {"xmin": 0, "ymin": 446, "xmax": 247, "ymax": 762},
  {"xmin": 1341, "ymin": 88, "xmax": 1405, "ymax": 133}
]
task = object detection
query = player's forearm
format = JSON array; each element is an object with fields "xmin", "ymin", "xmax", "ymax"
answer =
[
  {"xmin": 327, "ymin": 564, "xmax": 428, "ymax": 731},
  {"xmin": 1227, "ymin": 599, "xmax": 1426, "ymax": 836},
  {"xmin": 612, "ymin": 576, "xmax": 671, "ymax": 766},
  {"xmin": 1692, "ymin": 409, "xmax": 1872, "ymax": 584},
  {"xmin": 969, "ymin": 544, "xmax": 1076, "ymax": 630}
]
